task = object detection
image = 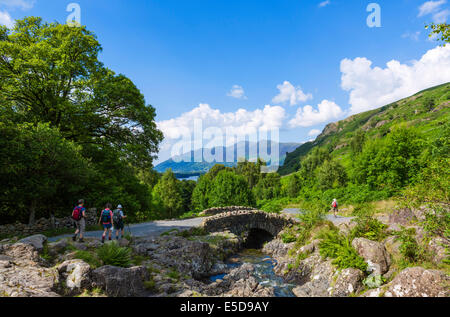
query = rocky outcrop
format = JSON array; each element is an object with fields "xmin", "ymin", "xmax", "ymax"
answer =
[
  {"xmin": 204, "ymin": 264, "xmax": 275, "ymax": 297},
  {"xmin": 91, "ymin": 265, "xmax": 149, "ymax": 297},
  {"xmin": 428, "ymin": 237, "xmax": 449, "ymax": 265},
  {"xmin": 365, "ymin": 267, "xmax": 449, "ymax": 297},
  {"xmin": 0, "ymin": 242, "xmax": 60, "ymax": 297},
  {"xmin": 18, "ymin": 234, "xmax": 47, "ymax": 252},
  {"xmin": 331, "ymin": 268, "xmax": 364, "ymax": 297},
  {"xmin": 352, "ymin": 238, "xmax": 391, "ymax": 275},
  {"xmin": 57, "ymin": 260, "xmax": 91, "ymax": 295}
]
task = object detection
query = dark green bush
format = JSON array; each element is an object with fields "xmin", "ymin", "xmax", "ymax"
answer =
[
  {"xmin": 350, "ymin": 215, "xmax": 388, "ymax": 241},
  {"xmin": 318, "ymin": 229, "xmax": 368, "ymax": 271},
  {"xmin": 96, "ymin": 242, "xmax": 132, "ymax": 267}
]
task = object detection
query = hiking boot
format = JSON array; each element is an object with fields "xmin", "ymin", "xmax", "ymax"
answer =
[
  {"xmin": 79, "ymin": 238, "xmax": 84, "ymax": 243},
  {"xmin": 116, "ymin": 237, "xmax": 119, "ymax": 240},
  {"xmin": 109, "ymin": 237, "xmax": 112, "ymax": 241},
  {"xmin": 101, "ymin": 236, "xmax": 105, "ymax": 244},
  {"xmin": 72, "ymin": 235, "xmax": 77, "ymax": 242}
]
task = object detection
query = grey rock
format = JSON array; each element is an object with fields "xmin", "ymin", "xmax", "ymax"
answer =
[
  {"xmin": 352, "ymin": 238, "xmax": 391, "ymax": 275},
  {"xmin": 57, "ymin": 260, "xmax": 91, "ymax": 294},
  {"xmin": 92, "ymin": 265, "xmax": 149, "ymax": 297},
  {"xmin": 332, "ymin": 268, "xmax": 364, "ymax": 297},
  {"xmin": 18, "ymin": 234, "xmax": 47, "ymax": 252}
]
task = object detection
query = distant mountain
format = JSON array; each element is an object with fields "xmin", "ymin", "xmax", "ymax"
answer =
[
  {"xmin": 278, "ymin": 82, "xmax": 450, "ymax": 175},
  {"xmin": 155, "ymin": 141, "xmax": 302, "ymax": 176}
]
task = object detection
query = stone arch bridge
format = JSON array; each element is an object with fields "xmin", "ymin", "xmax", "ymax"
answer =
[{"xmin": 201, "ymin": 209, "xmax": 295, "ymax": 240}]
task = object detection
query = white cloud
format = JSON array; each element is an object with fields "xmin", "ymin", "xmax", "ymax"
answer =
[
  {"xmin": 318, "ymin": 1, "xmax": 330, "ymax": 8},
  {"xmin": 0, "ymin": 0, "xmax": 35, "ymax": 10},
  {"xmin": 418, "ymin": 0, "xmax": 448, "ymax": 23},
  {"xmin": 289, "ymin": 100, "xmax": 344, "ymax": 128},
  {"xmin": 272, "ymin": 81, "xmax": 313, "ymax": 106},
  {"xmin": 227, "ymin": 85, "xmax": 247, "ymax": 100},
  {"xmin": 402, "ymin": 31, "xmax": 421, "ymax": 41},
  {"xmin": 0, "ymin": 10, "xmax": 13, "ymax": 27},
  {"xmin": 340, "ymin": 45, "xmax": 450, "ymax": 114},
  {"xmin": 156, "ymin": 103, "xmax": 286, "ymax": 163},
  {"xmin": 308, "ymin": 129, "xmax": 322, "ymax": 137}
]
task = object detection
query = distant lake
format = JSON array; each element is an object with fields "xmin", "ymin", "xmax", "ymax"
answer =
[{"xmin": 176, "ymin": 175, "xmax": 199, "ymax": 181}]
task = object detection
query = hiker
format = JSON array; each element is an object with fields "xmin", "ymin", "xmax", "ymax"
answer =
[
  {"xmin": 113, "ymin": 204, "xmax": 127, "ymax": 240},
  {"xmin": 99, "ymin": 203, "xmax": 114, "ymax": 243},
  {"xmin": 72, "ymin": 199, "xmax": 86, "ymax": 243},
  {"xmin": 332, "ymin": 199, "xmax": 339, "ymax": 218}
]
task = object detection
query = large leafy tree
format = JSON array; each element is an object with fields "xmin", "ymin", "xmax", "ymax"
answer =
[
  {"xmin": 152, "ymin": 170, "xmax": 183, "ymax": 219},
  {"xmin": 0, "ymin": 17, "xmax": 162, "ymax": 168},
  {"xmin": 208, "ymin": 170, "xmax": 255, "ymax": 207},
  {"xmin": 0, "ymin": 122, "xmax": 93, "ymax": 224}
]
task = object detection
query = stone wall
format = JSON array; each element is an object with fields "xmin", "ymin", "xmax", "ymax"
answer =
[
  {"xmin": 201, "ymin": 206, "xmax": 258, "ymax": 216},
  {"xmin": 201, "ymin": 210, "xmax": 295, "ymax": 237},
  {"xmin": 0, "ymin": 208, "xmax": 99, "ymax": 238}
]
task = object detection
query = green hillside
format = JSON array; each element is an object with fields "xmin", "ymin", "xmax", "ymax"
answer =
[{"xmin": 279, "ymin": 83, "xmax": 450, "ymax": 176}]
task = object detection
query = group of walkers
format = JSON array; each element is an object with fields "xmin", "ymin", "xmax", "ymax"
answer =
[{"xmin": 71, "ymin": 199, "xmax": 127, "ymax": 243}]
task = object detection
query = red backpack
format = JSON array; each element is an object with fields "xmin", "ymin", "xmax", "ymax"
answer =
[
  {"xmin": 332, "ymin": 201, "xmax": 337, "ymax": 208},
  {"xmin": 72, "ymin": 206, "xmax": 84, "ymax": 221}
]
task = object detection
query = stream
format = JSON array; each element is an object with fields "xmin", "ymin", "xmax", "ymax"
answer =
[{"xmin": 209, "ymin": 249, "xmax": 296, "ymax": 297}]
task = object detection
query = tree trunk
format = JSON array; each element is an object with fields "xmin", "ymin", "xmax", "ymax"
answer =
[{"xmin": 28, "ymin": 200, "xmax": 37, "ymax": 226}]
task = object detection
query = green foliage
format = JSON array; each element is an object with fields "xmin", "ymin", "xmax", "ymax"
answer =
[
  {"xmin": 350, "ymin": 215, "xmax": 388, "ymax": 241},
  {"xmin": 317, "ymin": 159, "xmax": 348, "ymax": 190},
  {"xmin": 74, "ymin": 250, "xmax": 102, "ymax": 268},
  {"xmin": 420, "ymin": 205, "xmax": 450, "ymax": 239},
  {"xmin": 152, "ymin": 169, "xmax": 184, "ymax": 218},
  {"xmin": 350, "ymin": 130, "xmax": 366, "ymax": 154},
  {"xmin": 394, "ymin": 228, "xmax": 424, "ymax": 264},
  {"xmin": 206, "ymin": 170, "xmax": 255, "ymax": 208},
  {"xmin": 281, "ymin": 231, "xmax": 297, "ymax": 243},
  {"xmin": 96, "ymin": 242, "xmax": 132, "ymax": 268},
  {"xmin": 0, "ymin": 17, "xmax": 163, "ymax": 225},
  {"xmin": 167, "ymin": 269, "xmax": 181, "ymax": 280},
  {"xmin": 426, "ymin": 23, "xmax": 450, "ymax": 45},
  {"xmin": 286, "ymin": 174, "xmax": 301, "ymax": 198},
  {"xmin": 253, "ymin": 173, "xmax": 282, "ymax": 201},
  {"xmin": 353, "ymin": 126, "xmax": 424, "ymax": 191},
  {"xmin": 318, "ymin": 229, "xmax": 368, "ymax": 271},
  {"xmin": 176, "ymin": 227, "xmax": 208, "ymax": 238}
]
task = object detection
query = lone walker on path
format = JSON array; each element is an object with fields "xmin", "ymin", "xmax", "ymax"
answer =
[
  {"xmin": 332, "ymin": 199, "xmax": 339, "ymax": 218},
  {"xmin": 113, "ymin": 204, "xmax": 127, "ymax": 240},
  {"xmin": 72, "ymin": 199, "xmax": 86, "ymax": 243},
  {"xmin": 99, "ymin": 203, "xmax": 114, "ymax": 243}
]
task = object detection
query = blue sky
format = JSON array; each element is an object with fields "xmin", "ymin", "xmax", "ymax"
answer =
[{"xmin": 1, "ymin": 0, "xmax": 449, "ymax": 163}]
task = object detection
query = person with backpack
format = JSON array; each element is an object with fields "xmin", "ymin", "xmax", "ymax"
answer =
[
  {"xmin": 98, "ymin": 203, "xmax": 114, "ymax": 243},
  {"xmin": 72, "ymin": 199, "xmax": 86, "ymax": 243},
  {"xmin": 113, "ymin": 204, "xmax": 127, "ymax": 240},
  {"xmin": 332, "ymin": 199, "xmax": 339, "ymax": 218}
]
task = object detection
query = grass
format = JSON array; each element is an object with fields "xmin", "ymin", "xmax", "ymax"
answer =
[{"xmin": 73, "ymin": 250, "xmax": 102, "ymax": 268}]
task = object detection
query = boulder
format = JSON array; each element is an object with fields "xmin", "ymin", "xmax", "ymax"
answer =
[
  {"xmin": 91, "ymin": 265, "xmax": 149, "ymax": 297},
  {"xmin": 388, "ymin": 208, "xmax": 415, "ymax": 226},
  {"xmin": 57, "ymin": 260, "xmax": 91, "ymax": 295},
  {"xmin": 384, "ymin": 267, "xmax": 449, "ymax": 297},
  {"xmin": 18, "ymin": 234, "xmax": 47, "ymax": 252},
  {"xmin": 2, "ymin": 243, "xmax": 40, "ymax": 264},
  {"xmin": 331, "ymin": 268, "xmax": 364, "ymax": 297},
  {"xmin": 428, "ymin": 237, "xmax": 449, "ymax": 265},
  {"xmin": 352, "ymin": 238, "xmax": 391, "ymax": 275},
  {"xmin": 48, "ymin": 239, "xmax": 68, "ymax": 255}
]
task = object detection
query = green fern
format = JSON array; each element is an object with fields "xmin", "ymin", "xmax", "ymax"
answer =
[{"xmin": 96, "ymin": 242, "xmax": 132, "ymax": 268}]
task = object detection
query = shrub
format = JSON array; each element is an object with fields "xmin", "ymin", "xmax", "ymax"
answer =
[
  {"xmin": 421, "ymin": 205, "xmax": 450, "ymax": 239},
  {"xmin": 318, "ymin": 229, "xmax": 368, "ymax": 271},
  {"xmin": 350, "ymin": 215, "xmax": 388, "ymax": 241},
  {"xmin": 96, "ymin": 242, "xmax": 132, "ymax": 267},
  {"xmin": 74, "ymin": 250, "xmax": 102, "ymax": 268},
  {"xmin": 394, "ymin": 227, "xmax": 427, "ymax": 264}
]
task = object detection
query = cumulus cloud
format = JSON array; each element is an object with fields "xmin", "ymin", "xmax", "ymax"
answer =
[
  {"xmin": 308, "ymin": 129, "xmax": 322, "ymax": 137},
  {"xmin": 0, "ymin": 0, "xmax": 35, "ymax": 10},
  {"xmin": 272, "ymin": 81, "xmax": 313, "ymax": 106},
  {"xmin": 156, "ymin": 103, "xmax": 286, "ymax": 162},
  {"xmin": 340, "ymin": 45, "xmax": 450, "ymax": 114},
  {"xmin": 227, "ymin": 85, "xmax": 247, "ymax": 100},
  {"xmin": 0, "ymin": 10, "xmax": 13, "ymax": 27},
  {"xmin": 289, "ymin": 100, "xmax": 344, "ymax": 128},
  {"xmin": 318, "ymin": 1, "xmax": 331, "ymax": 8},
  {"xmin": 418, "ymin": 0, "xmax": 449, "ymax": 22}
]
